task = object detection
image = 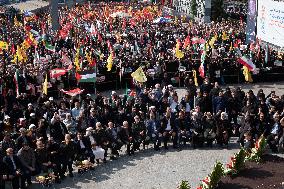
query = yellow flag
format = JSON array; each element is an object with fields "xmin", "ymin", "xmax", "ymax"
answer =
[
  {"xmin": 192, "ymin": 70, "xmax": 198, "ymax": 86},
  {"xmin": 14, "ymin": 16, "xmax": 22, "ymax": 27},
  {"xmin": 42, "ymin": 74, "xmax": 48, "ymax": 95},
  {"xmin": 131, "ymin": 67, "xmax": 147, "ymax": 83},
  {"xmin": 175, "ymin": 50, "xmax": 184, "ymax": 59},
  {"xmin": 74, "ymin": 48, "xmax": 80, "ymax": 71},
  {"xmin": 0, "ymin": 41, "xmax": 8, "ymax": 50},
  {"xmin": 106, "ymin": 53, "xmax": 113, "ymax": 71},
  {"xmin": 100, "ymin": 53, "xmax": 104, "ymax": 60},
  {"xmin": 209, "ymin": 37, "xmax": 216, "ymax": 48},
  {"xmin": 222, "ymin": 32, "xmax": 228, "ymax": 41},
  {"xmin": 13, "ymin": 45, "xmax": 26, "ymax": 63},
  {"xmin": 243, "ymin": 66, "xmax": 253, "ymax": 83},
  {"xmin": 86, "ymin": 51, "xmax": 92, "ymax": 64},
  {"xmin": 229, "ymin": 42, "xmax": 233, "ymax": 51}
]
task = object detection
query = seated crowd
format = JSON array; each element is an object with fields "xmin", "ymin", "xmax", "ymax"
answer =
[{"xmin": 0, "ymin": 78, "xmax": 284, "ymax": 189}]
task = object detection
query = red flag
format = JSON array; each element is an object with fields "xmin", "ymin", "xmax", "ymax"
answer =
[
  {"xmin": 25, "ymin": 25, "xmax": 31, "ymax": 32},
  {"xmin": 75, "ymin": 72, "xmax": 82, "ymax": 81},
  {"xmin": 90, "ymin": 58, "xmax": 96, "ymax": 67},
  {"xmin": 59, "ymin": 30, "xmax": 68, "ymax": 39},
  {"xmin": 129, "ymin": 90, "xmax": 136, "ymax": 97},
  {"xmin": 183, "ymin": 35, "xmax": 191, "ymax": 49},
  {"xmin": 61, "ymin": 88, "xmax": 84, "ymax": 97}
]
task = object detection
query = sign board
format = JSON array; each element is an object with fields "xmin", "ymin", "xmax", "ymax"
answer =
[
  {"xmin": 257, "ymin": 0, "xmax": 284, "ymax": 47},
  {"xmin": 173, "ymin": 0, "xmax": 191, "ymax": 15}
]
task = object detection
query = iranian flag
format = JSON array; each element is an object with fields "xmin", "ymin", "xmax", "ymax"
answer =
[
  {"xmin": 14, "ymin": 69, "xmax": 20, "ymax": 96},
  {"xmin": 237, "ymin": 56, "xmax": 256, "ymax": 71},
  {"xmin": 191, "ymin": 37, "xmax": 199, "ymax": 44},
  {"xmin": 50, "ymin": 68, "xmax": 67, "ymax": 78},
  {"xmin": 76, "ymin": 70, "xmax": 96, "ymax": 83},
  {"xmin": 61, "ymin": 88, "xmax": 84, "ymax": 97}
]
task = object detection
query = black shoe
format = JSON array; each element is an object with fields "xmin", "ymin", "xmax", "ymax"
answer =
[
  {"xmin": 103, "ymin": 159, "xmax": 107, "ymax": 163},
  {"xmin": 69, "ymin": 173, "xmax": 74, "ymax": 178},
  {"xmin": 60, "ymin": 175, "xmax": 66, "ymax": 180},
  {"xmin": 110, "ymin": 156, "xmax": 117, "ymax": 160},
  {"xmin": 164, "ymin": 147, "xmax": 169, "ymax": 150},
  {"xmin": 96, "ymin": 159, "xmax": 100, "ymax": 164}
]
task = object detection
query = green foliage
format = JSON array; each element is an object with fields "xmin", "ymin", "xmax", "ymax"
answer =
[
  {"xmin": 234, "ymin": 148, "xmax": 246, "ymax": 173},
  {"xmin": 208, "ymin": 162, "xmax": 224, "ymax": 188},
  {"xmin": 224, "ymin": 148, "xmax": 246, "ymax": 175},
  {"xmin": 178, "ymin": 180, "xmax": 191, "ymax": 189},
  {"xmin": 246, "ymin": 136, "xmax": 267, "ymax": 163}
]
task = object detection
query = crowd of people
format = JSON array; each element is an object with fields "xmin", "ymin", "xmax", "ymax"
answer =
[
  {"xmin": 0, "ymin": 1, "xmax": 284, "ymax": 189},
  {"xmin": 1, "ymin": 78, "xmax": 284, "ymax": 189}
]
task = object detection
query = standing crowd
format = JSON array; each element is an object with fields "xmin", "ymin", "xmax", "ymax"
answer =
[{"xmin": 0, "ymin": 1, "xmax": 284, "ymax": 189}]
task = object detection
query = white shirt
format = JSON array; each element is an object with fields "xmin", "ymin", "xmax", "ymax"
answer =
[
  {"xmin": 10, "ymin": 156, "xmax": 16, "ymax": 170},
  {"xmin": 89, "ymin": 135, "xmax": 95, "ymax": 145},
  {"xmin": 165, "ymin": 119, "xmax": 171, "ymax": 131},
  {"xmin": 170, "ymin": 101, "xmax": 178, "ymax": 113},
  {"xmin": 79, "ymin": 140, "xmax": 85, "ymax": 149},
  {"xmin": 185, "ymin": 103, "xmax": 191, "ymax": 113}
]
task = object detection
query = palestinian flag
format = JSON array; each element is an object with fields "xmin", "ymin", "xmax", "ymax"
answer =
[
  {"xmin": 61, "ymin": 88, "xmax": 84, "ymax": 97},
  {"xmin": 50, "ymin": 68, "xmax": 67, "ymax": 78},
  {"xmin": 76, "ymin": 70, "xmax": 96, "ymax": 83}
]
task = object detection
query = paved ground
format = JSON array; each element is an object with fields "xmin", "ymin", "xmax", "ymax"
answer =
[
  {"xmin": 33, "ymin": 140, "xmax": 239, "ymax": 189},
  {"xmin": 28, "ymin": 82, "xmax": 284, "ymax": 189}
]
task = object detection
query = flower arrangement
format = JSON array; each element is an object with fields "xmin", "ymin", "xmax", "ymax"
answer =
[
  {"xmin": 177, "ymin": 136, "xmax": 268, "ymax": 189},
  {"xmin": 246, "ymin": 135, "xmax": 267, "ymax": 163},
  {"xmin": 36, "ymin": 172, "xmax": 56, "ymax": 187},
  {"xmin": 197, "ymin": 161, "xmax": 224, "ymax": 189},
  {"xmin": 75, "ymin": 160, "xmax": 94, "ymax": 174},
  {"xmin": 224, "ymin": 148, "xmax": 246, "ymax": 175}
]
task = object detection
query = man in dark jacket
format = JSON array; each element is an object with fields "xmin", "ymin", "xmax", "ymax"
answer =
[
  {"xmin": 213, "ymin": 91, "xmax": 226, "ymax": 114},
  {"xmin": 3, "ymin": 148, "xmax": 24, "ymax": 189},
  {"xmin": 0, "ymin": 155, "xmax": 9, "ymax": 189},
  {"xmin": 60, "ymin": 134, "xmax": 76, "ymax": 177},
  {"xmin": 17, "ymin": 143, "xmax": 36, "ymax": 187},
  {"xmin": 50, "ymin": 113, "xmax": 68, "ymax": 143},
  {"xmin": 160, "ymin": 111, "xmax": 178, "ymax": 149}
]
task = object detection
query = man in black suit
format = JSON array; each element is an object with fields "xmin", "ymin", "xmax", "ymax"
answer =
[
  {"xmin": 0, "ymin": 153, "xmax": 9, "ymax": 189},
  {"xmin": 3, "ymin": 148, "xmax": 25, "ymax": 189},
  {"xmin": 74, "ymin": 132, "xmax": 91, "ymax": 162}
]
